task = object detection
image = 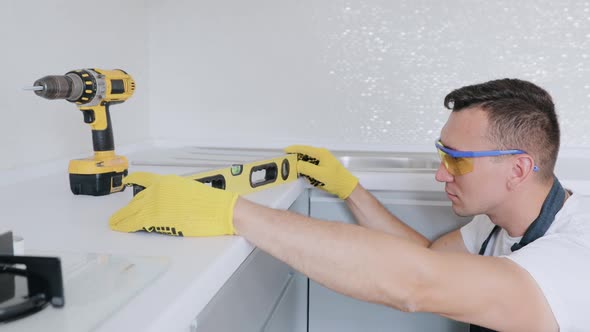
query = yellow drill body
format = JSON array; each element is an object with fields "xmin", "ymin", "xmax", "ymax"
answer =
[{"xmin": 32, "ymin": 68, "xmax": 135, "ymax": 196}]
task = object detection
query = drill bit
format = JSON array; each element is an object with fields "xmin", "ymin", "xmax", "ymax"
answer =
[{"xmin": 23, "ymin": 86, "xmax": 44, "ymax": 91}]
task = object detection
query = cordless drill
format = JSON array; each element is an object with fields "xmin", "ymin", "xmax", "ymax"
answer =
[{"xmin": 29, "ymin": 69, "xmax": 135, "ymax": 196}]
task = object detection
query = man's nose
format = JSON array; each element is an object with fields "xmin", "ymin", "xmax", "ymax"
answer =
[{"xmin": 435, "ymin": 162, "xmax": 454, "ymax": 183}]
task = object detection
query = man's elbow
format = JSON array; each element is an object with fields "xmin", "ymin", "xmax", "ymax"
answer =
[
  {"xmin": 380, "ymin": 280, "xmax": 425, "ymax": 313},
  {"xmin": 377, "ymin": 263, "xmax": 431, "ymax": 313}
]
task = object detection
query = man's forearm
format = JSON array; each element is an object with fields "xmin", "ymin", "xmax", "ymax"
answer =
[
  {"xmin": 346, "ymin": 185, "xmax": 430, "ymax": 247},
  {"xmin": 233, "ymin": 197, "xmax": 431, "ymax": 311}
]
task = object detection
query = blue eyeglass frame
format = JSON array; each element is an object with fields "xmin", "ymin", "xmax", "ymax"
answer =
[
  {"xmin": 435, "ymin": 139, "xmax": 539, "ymax": 172},
  {"xmin": 435, "ymin": 139, "xmax": 525, "ymax": 158}
]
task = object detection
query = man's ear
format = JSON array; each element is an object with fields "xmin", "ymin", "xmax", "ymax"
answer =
[{"xmin": 508, "ymin": 155, "xmax": 535, "ymax": 189}]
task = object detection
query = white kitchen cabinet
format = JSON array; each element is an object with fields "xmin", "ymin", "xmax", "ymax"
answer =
[
  {"xmin": 308, "ymin": 189, "xmax": 471, "ymax": 332},
  {"xmin": 263, "ymin": 272, "xmax": 308, "ymax": 332},
  {"xmin": 191, "ymin": 190, "xmax": 310, "ymax": 332},
  {"xmin": 263, "ymin": 189, "xmax": 310, "ymax": 332},
  {"xmin": 191, "ymin": 248, "xmax": 299, "ymax": 332}
]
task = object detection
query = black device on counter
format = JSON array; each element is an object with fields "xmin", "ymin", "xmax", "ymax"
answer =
[
  {"xmin": 0, "ymin": 232, "xmax": 65, "ymax": 323},
  {"xmin": 0, "ymin": 232, "xmax": 15, "ymax": 303}
]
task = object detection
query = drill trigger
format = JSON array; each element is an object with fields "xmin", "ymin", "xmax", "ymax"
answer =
[{"xmin": 82, "ymin": 110, "xmax": 95, "ymax": 124}]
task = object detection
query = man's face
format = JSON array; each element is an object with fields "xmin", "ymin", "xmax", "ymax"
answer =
[{"xmin": 436, "ymin": 107, "xmax": 513, "ymax": 217}]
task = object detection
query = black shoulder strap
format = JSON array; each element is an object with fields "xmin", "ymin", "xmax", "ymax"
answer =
[
  {"xmin": 510, "ymin": 177, "xmax": 565, "ymax": 251},
  {"xmin": 478, "ymin": 176, "xmax": 565, "ymax": 255},
  {"xmin": 478, "ymin": 225, "xmax": 500, "ymax": 255}
]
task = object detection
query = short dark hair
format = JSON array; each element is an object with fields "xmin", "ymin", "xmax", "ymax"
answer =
[{"xmin": 443, "ymin": 78, "xmax": 560, "ymax": 182}]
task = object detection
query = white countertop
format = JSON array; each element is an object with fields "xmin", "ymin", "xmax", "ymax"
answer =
[
  {"xmin": 1, "ymin": 159, "xmax": 306, "ymax": 332},
  {"xmin": 3, "ymin": 144, "xmax": 590, "ymax": 331}
]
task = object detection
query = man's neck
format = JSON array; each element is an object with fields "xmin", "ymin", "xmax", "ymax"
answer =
[{"xmin": 487, "ymin": 180, "xmax": 555, "ymax": 238}]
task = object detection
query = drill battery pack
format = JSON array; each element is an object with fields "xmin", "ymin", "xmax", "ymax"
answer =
[
  {"xmin": 68, "ymin": 152, "xmax": 129, "ymax": 196},
  {"xmin": 70, "ymin": 170, "xmax": 127, "ymax": 196}
]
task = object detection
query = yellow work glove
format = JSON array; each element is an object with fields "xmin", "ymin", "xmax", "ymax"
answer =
[
  {"xmin": 109, "ymin": 172, "xmax": 239, "ymax": 237},
  {"xmin": 284, "ymin": 145, "xmax": 358, "ymax": 199}
]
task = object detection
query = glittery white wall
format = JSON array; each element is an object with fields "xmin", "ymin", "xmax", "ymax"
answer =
[{"xmin": 149, "ymin": 0, "xmax": 590, "ymax": 149}]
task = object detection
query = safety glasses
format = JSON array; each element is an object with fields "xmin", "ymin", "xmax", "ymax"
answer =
[{"xmin": 435, "ymin": 139, "xmax": 537, "ymax": 176}]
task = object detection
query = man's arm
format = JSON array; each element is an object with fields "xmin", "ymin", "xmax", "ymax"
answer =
[
  {"xmin": 345, "ymin": 184, "xmax": 429, "ymax": 246},
  {"xmin": 346, "ymin": 185, "xmax": 469, "ymax": 253},
  {"xmin": 429, "ymin": 229, "xmax": 469, "ymax": 252},
  {"xmin": 234, "ymin": 197, "xmax": 558, "ymax": 332},
  {"xmin": 284, "ymin": 145, "xmax": 467, "ymax": 252}
]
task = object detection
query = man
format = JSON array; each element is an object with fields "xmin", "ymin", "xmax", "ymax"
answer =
[{"xmin": 110, "ymin": 79, "xmax": 590, "ymax": 331}]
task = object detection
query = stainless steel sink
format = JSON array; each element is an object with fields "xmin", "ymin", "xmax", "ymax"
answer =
[{"xmin": 338, "ymin": 155, "xmax": 440, "ymax": 171}]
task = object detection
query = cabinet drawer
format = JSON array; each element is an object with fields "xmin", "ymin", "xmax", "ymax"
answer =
[{"xmin": 192, "ymin": 248, "xmax": 293, "ymax": 332}]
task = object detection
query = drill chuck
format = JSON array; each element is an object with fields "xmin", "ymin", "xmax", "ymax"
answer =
[{"xmin": 33, "ymin": 73, "xmax": 84, "ymax": 101}]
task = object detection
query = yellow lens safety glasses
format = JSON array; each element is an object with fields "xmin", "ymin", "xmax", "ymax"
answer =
[{"xmin": 435, "ymin": 139, "xmax": 538, "ymax": 176}]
